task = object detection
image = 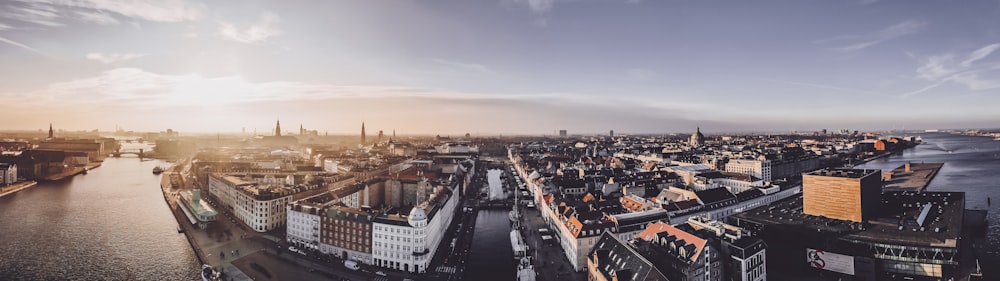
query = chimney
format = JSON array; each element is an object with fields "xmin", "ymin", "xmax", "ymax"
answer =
[{"xmin": 904, "ymin": 162, "xmax": 911, "ymax": 173}]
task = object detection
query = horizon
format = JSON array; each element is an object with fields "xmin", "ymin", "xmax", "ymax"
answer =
[{"xmin": 3, "ymin": 0, "xmax": 1000, "ymax": 134}]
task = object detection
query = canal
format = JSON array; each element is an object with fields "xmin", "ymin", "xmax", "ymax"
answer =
[
  {"xmin": 464, "ymin": 169, "xmax": 516, "ymax": 281},
  {"xmin": 0, "ymin": 157, "xmax": 200, "ymax": 281}
]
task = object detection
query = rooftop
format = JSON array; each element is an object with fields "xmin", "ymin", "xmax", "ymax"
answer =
[
  {"xmin": 735, "ymin": 191, "xmax": 964, "ymax": 248},
  {"xmin": 805, "ymin": 168, "xmax": 879, "ymax": 179}
]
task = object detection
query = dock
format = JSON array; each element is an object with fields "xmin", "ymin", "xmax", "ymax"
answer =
[{"xmin": 882, "ymin": 162, "xmax": 943, "ymax": 192}]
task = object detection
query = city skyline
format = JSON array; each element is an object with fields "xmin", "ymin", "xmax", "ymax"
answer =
[{"xmin": 2, "ymin": 0, "xmax": 1000, "ymax": 134}]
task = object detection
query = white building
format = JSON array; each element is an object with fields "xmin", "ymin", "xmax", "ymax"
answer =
[
  {"xmin": 209, "ymin": 174, "xmax": 297, "ymax": 232},
  {"xmin": 0, "ymin": 163, "xmax": 16, "ymax": 186},
  {"xmin": 287, "ymin": 201, "xmax": 323, "ymax": 251},
  {"xmin": 726, "ymin": 158, "xmax": 772, "ymax": 182},
  {"xmin": 323, "ymin": 159, "xmax": 339, "ymax": 174},
  {"xmin": 372, "ymin": 184, "xmax": 459, "ymax": 273}
]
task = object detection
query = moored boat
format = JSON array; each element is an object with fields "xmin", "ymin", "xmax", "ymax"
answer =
[
  {"xmin": 517, "ymin": 256, "xmax": 536, "ymax": 281},
  {"xmin": 152, "ymin": 166, "xmax": 164, "ymax": 175},
  {"xmin": 201, "ymin": 264, "xmax": 221, "ymax": 281}
]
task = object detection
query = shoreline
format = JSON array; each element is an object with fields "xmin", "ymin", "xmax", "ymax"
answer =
[
  {"xmin": 155, "ymin": 163, "xmax": 209, "ymax": 266},
  {"xmin": 0, "ymin": 181, "xmax": 39, "ymax": 198}
]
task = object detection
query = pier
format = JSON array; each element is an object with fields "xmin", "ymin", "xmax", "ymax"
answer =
[{"xmin": 882, "ymin": 162, "xmax": 944, "ymax": 192}]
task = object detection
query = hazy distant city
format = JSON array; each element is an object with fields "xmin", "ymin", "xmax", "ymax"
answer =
[{"xmin": 3, "ymin": 1, "xmax": 1000, "ymax": 281}]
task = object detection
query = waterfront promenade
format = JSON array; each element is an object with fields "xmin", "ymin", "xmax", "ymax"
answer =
[{"xmin": 0, "ymin": 181, "xmax": 37, "ymax": 198}]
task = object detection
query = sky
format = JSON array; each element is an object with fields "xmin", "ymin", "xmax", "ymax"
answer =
[{"xmin": 1, "ymin": 0, "xmax": 1000, "ymax": 135}]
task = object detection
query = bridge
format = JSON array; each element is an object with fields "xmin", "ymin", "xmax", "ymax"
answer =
[{"xmin": 112, "ymin": 148, "xmax": 145, "ymax": 158}]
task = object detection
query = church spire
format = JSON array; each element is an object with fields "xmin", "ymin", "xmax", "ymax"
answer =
[
  {"xmin": 48, "ymin": 123, "xmax": 54, "ymax": 139},
  {"xmin": 361, "ymin": 122, "xmax": 366, "ymax": 145},
  {"xmin": 275, "ymin": 119, "xmax": 281, "ymax": 137}
]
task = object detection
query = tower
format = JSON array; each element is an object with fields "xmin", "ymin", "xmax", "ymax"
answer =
[
  {"xmin": 361, "ymin": 122, "xmax": 366, "ymax": 145},
  {"xmin": 300, "ymin": 124, "xmax": 304, "ymax": 135},
  {"xmin": 48, "ymin": 123, "xmax": 53, "ymax": 139},
  {"xmin": 690, "ymin": 126, "xmax": 704, "ymax": 147},
  {"xmin": 275, "ymin": 120, "xmax": 282, "ymax": 137}
]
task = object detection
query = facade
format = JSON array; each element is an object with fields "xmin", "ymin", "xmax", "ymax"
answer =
[
  {"xmin": 177, "ymin": 189, "xmax": 218, "ymax": 229},
  {"xmin": 208, "ymin": 174, "xmax": 296, "ymax": 232},
  {"xmin": 725, "ymin": 155, "xmax": 819, "ymax": 182},
  {"xmin": 287, "ymin": 199, "xmax": 324, "ymax": 251},
  {"xmin": 372, "ymin": 183, "xmax": 460, "ymax": 273},
  {"xmin": 322, "ymin": 206, "xmax": 374, "ymax": 263},
  {"xmin": 725, "ymin": 159, "xmax": 770, "ymax": 182},
  {"xmin": 0, "ymin": 163, "xmax": 16, "ymax": 186},
  {"xmin": 802, "ymin": 168, "xmax": 881, "ymax": 222}
]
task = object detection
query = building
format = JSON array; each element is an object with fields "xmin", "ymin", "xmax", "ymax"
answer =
[
  {"xmin": 287, "ymin": 193, "xmax": 327, "ymax": 252},
  {"xmin": 731, "ymin": 190, "xmax": 971, "ymax": 280},
  {"xmin": 322, "ymin": 205, "xmax": 374, "ymax": 263},
  {"xmin": 177, "ymin": 190, "xmax": 218, "ymax": 229},
  {"xmin": 560, "ymin": 130, "xmax": 568, "ymax": 138},
  {"xmin": 208, "ymin": 173, "xmax": 337, "ymax": 232},
  {"xmin": 802, "ymin": 168, "xmax": 881, "ymax": 222},
  {"xmin": 633, "ymin": 221, "xmax": 722, "ymax": 281},
  {"xmin": 372, "ymin": 182, "xmax": 460, "ymax": 273},
  {"xmin": 690, "ymin": 127, "xmax": 705, "ymax": 147},
  {"xmin": 686, "ymin": 217, "xmax": 766, "ymax": 281},
  {"xmin": 37, "ymin": 139, "xmax": 105, "ymax": 162},
  {"xmin": 725, "ymin": 154, "xmax": 819, "ymax": 182},
  {"xmin": 587, "ymin": 232, "xmax": 670, "ymax": 281},
  {"xmin": 588, "ymin": 217, "xmax": 767, "ymax": 281},
  {"xmin": 0, "ymin": 163, "xmax": 16, "ymax": 186}
]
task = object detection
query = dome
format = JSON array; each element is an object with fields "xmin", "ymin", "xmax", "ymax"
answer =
[
  {"xmin": 690, "ymin": 127, "xmax": 705, "ymax": 146},
  {"xmin": 408, "ymin": 207, "xmax": 427, "ymax": 224}
]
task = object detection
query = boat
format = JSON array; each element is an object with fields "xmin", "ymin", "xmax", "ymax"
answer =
[
  {"xmin": 511, "ymin": 229, "xmax": 526, "ymax": 260},
  {"xmin": 517, "ymin": 256, "xmax": 536, "ymax": 281},
  {"xmin": 201, "ymin": 264, "xmax": 221, "ymax": 281},
  {"xmin": 152, "ymin": 166, "xmax": 164, "ymax": 175},
  {"xmin": 972, "ymin": 258, "xmax": 983, "ymax": 278}
]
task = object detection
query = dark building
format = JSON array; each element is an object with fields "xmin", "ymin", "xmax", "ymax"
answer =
[
  {"xmin": 587, "ymin": 232, "xmax": 670, "ymax": 281},
  {"xmin": 730, "ymin": 191, "xmax": 970, "ymax": 281}
]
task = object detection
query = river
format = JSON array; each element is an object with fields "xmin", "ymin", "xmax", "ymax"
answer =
[
  {"xmin": 0, "ymin": 157, "xmax": 199, "ymax": 281},
  {"xmin": 857, "ymin": 132, "xmax": 1000, "ymax": 276}
]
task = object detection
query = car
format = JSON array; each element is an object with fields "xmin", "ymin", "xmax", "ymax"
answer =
[{"xmin": 375, "ymin": 271, "xmax": 387, "ymax": 276}]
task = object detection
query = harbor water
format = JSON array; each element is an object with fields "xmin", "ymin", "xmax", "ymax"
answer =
[
  {"xmin": 857, "ymin": 132, "xmax": 1000, "ymax": 277},
  {"xmin": 0, "ymin": 157, "xmax": 199, "ymax": 281}
]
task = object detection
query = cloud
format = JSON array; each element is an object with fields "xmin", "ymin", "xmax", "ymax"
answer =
[
  {"xmin": 509, "ymin": 0, "xmax": 638, "ymax": 13},
  {"xmin": 960, "ymin": 43, "xmax": 1000, "ymax": 67},
  {"xmin": 0, "ymin": 35, "xmax": 49, "ymax": 57},
  {"xmin": 430, "ymin": 58, "xmax": 493, "ymax": 73},
  {"xmin": 758, "ymin": 78, "xmax": 877, "ymax": 95},
  {"xmin": 85, "ymin": 52, "xmax": 146, "ymax": 64},
  {"xmin": 181, "ymin": 32, "xmax": 198, "ymax": 38},
  {"xmin": 908, "ymin": 43, "xmax": 1000, "ymax": 96},
  {"xmin": 821, "ymin": 20, "xmax": 927, "ymax": 52},
  {"xmin": 1, "ymin": 67, "xmax": 722, "ymax": 134},
  {"xmin": 1, "ymin": 2, "xmax": 64, "ymax": 27},
  {"xmin": 511, "ymin": 0, "xmax": 556, "ymax": 13},
  {"xmin": 219, "ymin": 12, "xmax": 282, "ymax": 44},
  {"xmin": 74, "ymin": 10, "xmax": 118, "ymax": 25},
  {"xmin": 0, "ymin": 0, "xmax": 200, "ymax": 28}
]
